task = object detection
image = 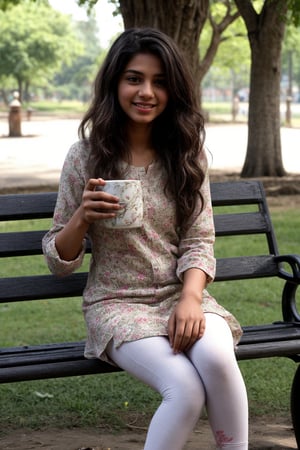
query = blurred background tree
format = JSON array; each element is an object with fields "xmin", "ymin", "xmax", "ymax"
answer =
[
  {"xmin": 0, "ymin": 1, "xmax": 83, "ymax": 102},
  {"xmin": 282, "ymin": 25, "xmax": 300, "ymax": 103},
  {"xmin": 235, "ymin": 0, "xmax": 288, "ymax": 177},
  {"xmin": 200, "ymin": 5, "xmax": 250, "ymax": 118},
  {"xmin": 52, "ymin": 16, "xmax": 104, "ymax": 102}
]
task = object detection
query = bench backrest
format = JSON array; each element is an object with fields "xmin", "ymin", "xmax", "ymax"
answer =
[{"xmin": 0, "ymin": 180, "xmax": 279, "ymax": 304}]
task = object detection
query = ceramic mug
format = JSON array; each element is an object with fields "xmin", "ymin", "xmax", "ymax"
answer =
[{"xmin": 99, "ymin": 180, "xmax": 143, "ymax": 229}]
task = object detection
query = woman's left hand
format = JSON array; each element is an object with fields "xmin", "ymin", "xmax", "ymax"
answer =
[{"xmin": 168, "ymin": 294, "xmax": 206, "ymax": 354}]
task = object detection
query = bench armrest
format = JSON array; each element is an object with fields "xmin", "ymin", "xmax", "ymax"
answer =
[
  {"xmin": 274, "ymin": 255, "xmax": 300, "ymax": 322},
  {"xmin": 275, "ymin": 254, "xmax": 300, "ymax": 284}
]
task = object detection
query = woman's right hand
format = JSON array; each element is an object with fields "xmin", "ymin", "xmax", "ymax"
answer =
[
  {"xmin": 79, "ymin": 178, "xmax": 122, "ymax": 225},
  {"xmin": 54, "ymin": 178, "xmax": 121, "ymax": 261}
]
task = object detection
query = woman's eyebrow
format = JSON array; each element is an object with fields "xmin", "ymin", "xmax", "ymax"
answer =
[
  {"xmin": 124, "ymin": 69, "xmax": 142, "ymax": 75},
  {"xmin": 124, "ymin": 69, "xmax": 165, "ymax": 77}
]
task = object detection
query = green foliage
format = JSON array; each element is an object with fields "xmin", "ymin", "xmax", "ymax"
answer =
[
  {"xmin": 0, "ymin": 2, "xmax": 83, "ymax": 99},
  {"xmin": 76, "ymin": 0, "xmax": 119, "ymax": 16},
  {"xmin": 287, "ymin": 0, "xmax": 300, "ymax": 26},
  {"xmin": 77, "ymin": 0, "xmax": 99, "ymax": 13},
  {"xmin": 0, "ymin": 0, "xmax": 27, "ymax": 10}
]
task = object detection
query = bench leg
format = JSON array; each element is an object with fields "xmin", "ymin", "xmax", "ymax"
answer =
[{"xmin": 291, "ymin": 364, "xmax": 300, "ymax": 448}]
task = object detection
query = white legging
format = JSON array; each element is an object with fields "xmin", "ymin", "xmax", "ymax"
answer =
[{"xmin": 107, "ymin": 313, "xmax": 248, "ymax": 450}]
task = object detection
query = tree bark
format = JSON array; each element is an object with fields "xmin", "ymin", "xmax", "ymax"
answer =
[{"xmin": 235, "ymin": 0, "xmax": 287, "ymax": 177}]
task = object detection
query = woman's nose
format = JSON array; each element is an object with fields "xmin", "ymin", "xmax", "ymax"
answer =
[{"xmin": 139, "ymin": 81, "xmax": 154, "ymax": 97}]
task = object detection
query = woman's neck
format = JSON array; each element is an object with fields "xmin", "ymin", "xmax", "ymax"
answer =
[{"xmin": 126, "ymin": 123, "xmax": 157, "ymax": 168}]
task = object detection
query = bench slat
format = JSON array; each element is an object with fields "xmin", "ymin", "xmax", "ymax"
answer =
[
  {"xmin": 0, "ymin": 255, "xmax": 279, "ymax": 303},
  {"xmin": 1, "ymin": 339, "xmax": 299, "ymax": 383},
  {"xmin": 0, "ymin": 342, "xmax": 87, "ymax": 368},
  {"xmin": 236, "ymin": 340, "xmax": 300, "ymax": 360},
  {"xmin": 214, "ymin": 212, "xmax": 268, "ymax": 236},
  {"xmin": 0, "ymin": 193, "xmax": 57, "ymax": 221},
  {"xmin": 215, "ymin": 255, "xmax": 279, "ymax": 281},
  {"xmin": 3, "ymin": 340, "xmax": 300, "ymax": 370},
  {"xmin": 2, "ymin": 324, "xmax": 300, "ymax": 368},
  {"xmin": 0, "ymin": 231, "xmax": 46, "ymax": 257},
  {"xmin": 241, "ymin": 323, "xmax": 300, "ymax": 343},
  {"xmin": 0, "ymin": 211, "xmax": 271, "ymax": 258},
  {"xmin": 210, "ymin": 180, "xmax": 264, "ymax": 206},
  {"xmin": 0, "ymin": 359, "xmax": 121, "ymax": 383},
  {"xmin": 1, "ymin": 323, "xmax": 300, "ymax": 382},
  {"xmin": 0, "ymin": 273, "xmax": 88, "ymax": 302},
  {"xmin": 0, "ymin": 181, "xmax": 264, "ymax": 223}
]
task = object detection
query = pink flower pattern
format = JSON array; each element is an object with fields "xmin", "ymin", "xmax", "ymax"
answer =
[
  {"xmin": 215, "ymin": 430, "xmax": 234, "ymax": 446},
  {"xmin": 42, "ymin": 141, "xmax": 243, "ymax": 365}
]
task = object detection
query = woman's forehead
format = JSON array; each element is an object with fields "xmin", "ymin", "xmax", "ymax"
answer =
[{"xmin": 123, "ymin": 53, "xmax": 165, "ymax": 75}]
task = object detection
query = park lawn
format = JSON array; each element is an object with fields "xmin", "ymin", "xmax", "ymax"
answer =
[{"xmin": 0, "ymin": 206, "xmax": 299, "ymax": 431}]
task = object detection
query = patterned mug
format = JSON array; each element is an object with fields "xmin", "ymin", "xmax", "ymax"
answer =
[{"xmin": 100, "ymin": 180, "xmax": 143, "ymax": 229}]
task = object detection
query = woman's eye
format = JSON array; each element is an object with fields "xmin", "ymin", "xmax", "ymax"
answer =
[
  {"xmin": 127, "ymin": 76, "xmax": 141, "ymax": 84},
  {"xmin": 155, "ymin": 78, "xmax": 167, "ymax": 87}
]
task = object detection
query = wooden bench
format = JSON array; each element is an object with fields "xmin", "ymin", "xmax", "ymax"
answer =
[{"xmin": 1, "ymin": 180, "xmax": 300, "ymax": 444}]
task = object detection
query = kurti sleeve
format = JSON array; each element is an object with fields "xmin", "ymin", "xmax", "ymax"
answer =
[
  {"xmin": 42, "ymin": 141, "xmax": 89, "ymax": 276},
  {"xmin": 176, "ymin": 154, "xmax": 216, "ymax": 283}
]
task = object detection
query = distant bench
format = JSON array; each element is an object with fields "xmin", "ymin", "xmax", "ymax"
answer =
[{"xmin": 1, "ymin": 180, "xmax": 300, "ymax": 445}]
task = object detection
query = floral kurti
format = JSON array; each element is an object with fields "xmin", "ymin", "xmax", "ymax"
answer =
[{"xmin": 42, "ymin": 141, "xmax": 242, "ymax": 364}]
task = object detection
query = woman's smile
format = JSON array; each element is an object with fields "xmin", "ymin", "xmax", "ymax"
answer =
[{"xmin": 133, "ymin": 102, "xmax": 156, "ymax": 112}]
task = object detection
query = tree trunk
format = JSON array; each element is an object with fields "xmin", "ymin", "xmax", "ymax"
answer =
[
  {"xmin": 16, "ymin": 77, "xmax": 23, "ymax": 103},
  {"xmin": 119, "ymin": 0, "xmax": 209, "ymax": 100},
  {"xmin": 235, "ymin": 0, "xmax": 287, "ymax": 177}
]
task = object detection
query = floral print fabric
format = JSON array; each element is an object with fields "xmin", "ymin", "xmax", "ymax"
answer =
[{"xmin": 42, "ymin": 141, "xmax": 242, "ymax": 364}]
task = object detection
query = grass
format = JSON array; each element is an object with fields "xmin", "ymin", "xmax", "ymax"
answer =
[
  {"xmin": 203, "ymin": 101, "xmax": 300, "ymax": 127},
  {"xmin": 0, "ymin": 100, "xmax": 87, "ymax": 117},
  {"xmin": 0, "ymin": 206, "xmax": 299, "ymax": 432},
  {"xmin": 25, "ymin": 100, "xmax": 87, "ymax": 115}
]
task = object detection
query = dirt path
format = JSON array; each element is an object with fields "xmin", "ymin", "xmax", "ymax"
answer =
[{"xmin": 0, "ymin": 416, "xmax": 297, "ymax": 449}]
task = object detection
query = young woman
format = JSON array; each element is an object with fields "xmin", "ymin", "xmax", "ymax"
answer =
[{"xmin": 43, "ymin": 28, "xmax": 248, "ymax": 449}]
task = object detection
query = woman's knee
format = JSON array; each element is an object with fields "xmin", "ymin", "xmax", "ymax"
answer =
[
  {"xmin": 166, "ymin": 363, "xmax": 204, "ymax": 396},
  {"xmin": 163, "ymin": 370, "xmax": 205, "ymax": 419}
]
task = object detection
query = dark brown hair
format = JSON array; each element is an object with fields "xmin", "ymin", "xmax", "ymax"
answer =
[{"xmin": 79, "ymin": 27, "xmax": 206, "ymax": 229}]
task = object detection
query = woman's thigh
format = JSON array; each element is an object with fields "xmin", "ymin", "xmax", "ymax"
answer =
[
  {"xmin": 106, "ymin": 336, "xmax": 205, "ymax": 400},
  {"xmin": 187, "ymin": 313, "xmax": 237, "ymax": 374}
]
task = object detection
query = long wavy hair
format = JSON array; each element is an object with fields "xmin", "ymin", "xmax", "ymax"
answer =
[{"xmin": 79, "ymin": 27, "xmax": 206, "ymax": 230}]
